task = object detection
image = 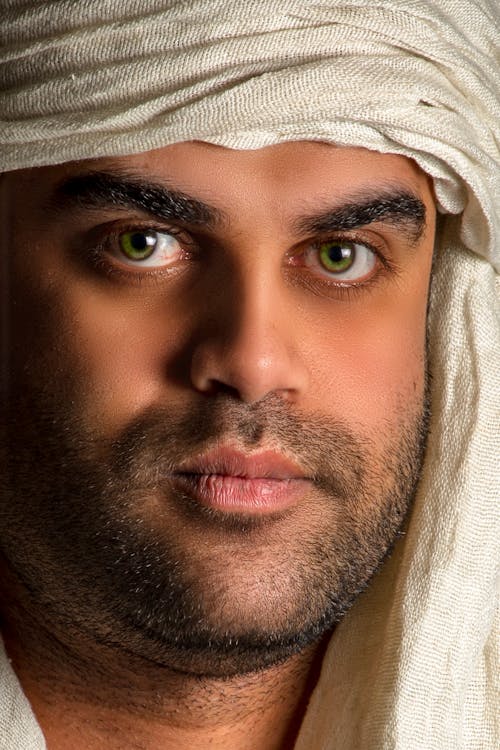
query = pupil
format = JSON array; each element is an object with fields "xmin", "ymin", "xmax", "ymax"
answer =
[
  {"xmin": 131, "ymin": 233, "xmax": 148, "ymax": 250},
  {"xmin": 328, "ymin": 245, "xmax": 348, "ymax": 262}
]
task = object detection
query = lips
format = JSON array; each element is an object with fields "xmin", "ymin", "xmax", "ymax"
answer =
[{"xmin": 171, "ymin": 447, "xmax": 310, "ymax": 514}]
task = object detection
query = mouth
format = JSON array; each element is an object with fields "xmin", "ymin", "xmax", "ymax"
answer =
[{"xmin": 171, "ymin": 447, "xmax": 311, "ymax": 514}]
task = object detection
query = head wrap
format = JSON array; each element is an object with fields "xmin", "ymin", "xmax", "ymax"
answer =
[{"xmin": 0, "ymin": 2, "xmax": 498, "ymax": 749}]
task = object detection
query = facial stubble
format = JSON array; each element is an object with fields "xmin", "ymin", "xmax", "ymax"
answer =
[{"xmin": 0, "ymin": 377, "xmax": 429, "ymax": 679}]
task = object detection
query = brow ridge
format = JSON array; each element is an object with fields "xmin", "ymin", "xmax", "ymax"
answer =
[
  {"xmin": 48, "ymin": 170, "xmax": 225, "ymax": 228},
  {"xmin": 49, "ymin": 171, "xmax": 426, "ymax": 244},
  {"xmin": 294, "ymin": 189, "xmax": 426, "ymax": 244}
]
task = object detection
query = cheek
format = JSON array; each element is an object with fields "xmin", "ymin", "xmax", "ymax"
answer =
[
  {"xmin": 55, "ymin": 290, "xmax": 176, "ymax": 431},
  {"xmin": 7, "ymin": 267, "xmax": 168, "ymax": 433},
  {"xmin": 303, "ymin": 291, "xmax": 428, "ymax": 429}
]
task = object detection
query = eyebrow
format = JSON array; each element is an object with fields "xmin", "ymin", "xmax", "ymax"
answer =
[
  {"xmin": 48, "ymin": 170, "xmax": 225, "ymax": 228},
  {"xmin": 48, "ymin": 170, "xmax": 426, "ymax": 243},
  {"xmin": 294, "ymin": 189, "xmax": 426, "ymax": 244}
]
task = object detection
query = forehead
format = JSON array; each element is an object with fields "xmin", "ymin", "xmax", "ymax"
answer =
[
  {"xmin": 111, "ymin": 140, "xmax": 428, "ymax": 185},
  {"xmin": 8, "ymin": 141, "xmax": 433, "ymax": 218}
]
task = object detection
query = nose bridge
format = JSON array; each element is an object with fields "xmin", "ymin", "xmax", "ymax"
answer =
[
  {"xmin": 189, "ymin": 248, "xmax": 307, "ymax": 403},
  {"xmin": 235, "ymin": 265, "xmax": 288, "ymax": 377},
  {"xmin": 230, "ymin": 258, "xmax": 281, "ymax": 355}
]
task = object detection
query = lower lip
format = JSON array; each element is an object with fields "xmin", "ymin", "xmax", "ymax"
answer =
[{"xmin": 171, "ymin": 473, "xmax": 309, "ymax": 514}]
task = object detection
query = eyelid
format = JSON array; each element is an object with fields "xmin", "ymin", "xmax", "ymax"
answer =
[
  {"xmin": 283, "ymin": 230, "xmax": 398, "ymax": 302},
  {"xmin": 89, "ymin": 218, "xmax": 197, "ymax": 246},
  {"xmin": 289, "ymin": 231, "xmax": 389, "ymax": 270},
  {"xmin": 102, "ymin": 223, "xmax": 196, "ymax": 258},
  {"xmin": 311, "ymin": 231, "xmax": 388, "ymax": 263},
  {"xmin": 310, "ymin": 241, "xmax": 376, "ymax": 281},
  {"xmin": 81, "ymin": 221, "xmax": 198, "ymax": 282}
]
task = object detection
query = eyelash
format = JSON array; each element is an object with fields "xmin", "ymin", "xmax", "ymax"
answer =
[
  {"xmin": 85, "ymin": 223, "xmax": 194, "ymax": 285},
  {"xmin": 84, "ymin": 222, "xmax": 396, "ymax": 296},
  {"xmin": 291, "ymin": 231, "xmax": 399, "ymax": 302}
]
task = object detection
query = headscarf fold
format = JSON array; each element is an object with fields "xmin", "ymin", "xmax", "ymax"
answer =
[{"xmin": 0, "ymin": 2, "xmax": 498, "ymax": 748}]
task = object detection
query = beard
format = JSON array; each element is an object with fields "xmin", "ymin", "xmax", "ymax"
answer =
[{"xmin": 0, "ymin": 369, "xmax": 430, "ymax": 678}]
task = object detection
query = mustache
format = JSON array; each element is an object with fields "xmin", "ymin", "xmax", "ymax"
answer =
[{"xmin": 107, "ymin": 394, "xmax": 368, "ymax": 499}]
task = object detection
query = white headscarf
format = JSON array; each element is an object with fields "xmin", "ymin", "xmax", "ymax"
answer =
[{"xmin": 0, "ymin": 2, "xmax": 498, "ymax": 748}]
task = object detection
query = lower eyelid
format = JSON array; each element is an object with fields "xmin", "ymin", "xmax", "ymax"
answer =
[
  {"xmin": 284, "ymin": 266, "xmax": 385, "ymax": 302},
  {"xmin": 101, "ymin": 228, "xmax": 189, "ymax": 265}
]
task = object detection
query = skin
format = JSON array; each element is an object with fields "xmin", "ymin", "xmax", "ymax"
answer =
[{"xmin": 0, "ymin": 141, "xmax": 435, "ymax": 749}]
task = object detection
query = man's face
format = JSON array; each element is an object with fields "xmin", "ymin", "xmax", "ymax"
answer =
[{"xmin": 0, "ymin": 142, "xmax": 434, "ymax": 677}]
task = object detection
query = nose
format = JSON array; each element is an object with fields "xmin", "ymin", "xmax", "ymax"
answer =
[{"xmin": 189, "ymin": 266, "xmax": 308, "ymax": 404}]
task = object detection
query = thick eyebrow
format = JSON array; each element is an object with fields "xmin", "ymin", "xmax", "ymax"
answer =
[
  {"xmin": 294, "ymin": 189, "xmax": 427, "ymax": 244},
  {"xmin": 47, "ymin": 172, "xmax": 426, "ymax": 245},
  {"xmin": 47, "ymin": 170, "xmax": 225, "ymax": 228}
]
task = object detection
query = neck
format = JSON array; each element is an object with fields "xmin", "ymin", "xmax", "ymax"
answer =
[{"xmin": 1, "ymin": 600, "xmax": 326, "ymax": 750}]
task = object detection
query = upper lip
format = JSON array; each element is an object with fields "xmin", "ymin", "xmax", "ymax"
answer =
[{"xmin": 175, "ymin": 446, "xmax": 307, "ymax": 480}]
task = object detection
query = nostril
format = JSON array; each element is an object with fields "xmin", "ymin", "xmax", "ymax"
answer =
[
  {"xmin": 187, "ymin": 291, "xmax": 308, "ymax": 404},
  {"xmin": 190, "ymin": 339, "xmax": 307, "ymax": 405},
  {"xmin": 198, "ymin": 380, "xmax": 242, "ymax": 399}
]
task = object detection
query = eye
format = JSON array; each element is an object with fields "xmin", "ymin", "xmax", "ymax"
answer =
[
  {"xmin": 112, "ymin": 229, "xmax": 184, "ymax": 268},
  {"xmin": 306, "ymin": 240, "xmax": 377, "ymax": 282}
]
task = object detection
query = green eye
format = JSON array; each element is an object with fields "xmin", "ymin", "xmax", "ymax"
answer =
[
  {"xmin": 119, "ymin": 231, "xmax": 157, "ymax": 261},
  {"xmin": 318, "ymin": 242, "xmax": 355, "ymax": 273},
  {"xmin": 305, "ymin": 239, "xmax": 377, "ymax": 283}
]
